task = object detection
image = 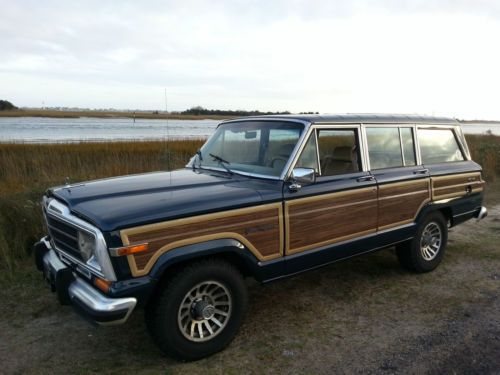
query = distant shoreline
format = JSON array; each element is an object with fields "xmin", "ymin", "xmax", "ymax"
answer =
[
  {"xmin": 0, "ymin": 109, "xmax": 234, "ymax": 120},
  {"xmin": 1, "ymin": 110, "xmax": 500, "ymax": 125}
]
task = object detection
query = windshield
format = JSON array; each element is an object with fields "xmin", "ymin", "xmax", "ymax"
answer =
[{"xmin": 194, "ymin": 121, "xmax": 304, "ymax": 177}]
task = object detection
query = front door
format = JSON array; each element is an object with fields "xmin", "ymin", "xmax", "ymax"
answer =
[{"xmin": 283, "ymin": 126, "xmax": 378, "ymax": 272}]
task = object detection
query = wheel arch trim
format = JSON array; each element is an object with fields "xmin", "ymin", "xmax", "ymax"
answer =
[{"xmin": 148, "ymin": 238, "xmax": 262, "ymax": 281}]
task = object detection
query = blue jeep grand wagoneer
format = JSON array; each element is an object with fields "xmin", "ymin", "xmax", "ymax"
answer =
[{"xmin": 34, "ymin": 114, "xmax": 487, "ymax": 360}]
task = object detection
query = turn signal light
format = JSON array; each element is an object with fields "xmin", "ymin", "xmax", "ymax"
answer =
[
  {"xmin": 114, "ymin": 243, "xmax": 149, "ymax": 256},
  {"xmin": 94, "ymin": 277, "xmax": 112, "ymax": 293}
]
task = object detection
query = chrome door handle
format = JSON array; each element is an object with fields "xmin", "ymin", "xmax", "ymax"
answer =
[
  {"xmin": 413, "ymin": 169, "xmax": 429, "ymax": 175},
  {"xmin": 357, "ymin": 176, "xmax": 375, "ymax": 182}
]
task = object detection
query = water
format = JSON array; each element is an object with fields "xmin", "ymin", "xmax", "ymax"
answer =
[
  {"xmin": 0, "ymin": 117, "xmax": 499, "ymax": 143},
  {"xmin": 460, "ymin": 123, "xmax": 500, "ymax": 135},
  {"xmin": 0, "ymin": 117, "xmax": 219, "ymax": 143}
]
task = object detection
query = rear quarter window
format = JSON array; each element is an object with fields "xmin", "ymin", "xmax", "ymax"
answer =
[{"xmin": 418, "ymin": 128, "xmax": 464, "ymax": 164}]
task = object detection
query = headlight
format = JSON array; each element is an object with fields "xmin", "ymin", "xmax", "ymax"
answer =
[{"xmin": 78, "ymin": 231, "xmax": 96, "ymax": 262}]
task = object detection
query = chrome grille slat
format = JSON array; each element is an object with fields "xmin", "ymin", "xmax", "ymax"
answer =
[
  {"xmin": 47, "ymin": 224, "xmax": 78, "ymax": 241},
  {"xmin": 52, "ymin": 238, "xmax": 80, "ymax": 258},
  {"xmin": 45, "ymin": 213, "xmax": 83, "ymax": 261}
]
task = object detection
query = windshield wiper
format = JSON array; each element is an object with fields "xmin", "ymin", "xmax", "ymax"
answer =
[
  {"xmin": 192, "ymin": 149, "xmax": 203, "ymax": 171},
  {"xmin": 196, "ymin": 149, "xmax": 203, "ymax": 161},
  {"xmin": 209, "ymin": 153, "xmax": 233, "ymax": 175}
]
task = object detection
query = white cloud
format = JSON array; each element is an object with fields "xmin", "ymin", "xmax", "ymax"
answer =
[{"xmin": 0, "ymin": 0, "xmax": 500, "ymax": 119}]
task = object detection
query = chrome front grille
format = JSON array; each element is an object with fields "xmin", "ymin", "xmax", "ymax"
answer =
[
  {"xmin": 45, "ymin": 213, "xmax": 82, "ymax": 261},
  {"xmin": 43, "ymin": 197, "xmax": 117, "ymax": 281}
]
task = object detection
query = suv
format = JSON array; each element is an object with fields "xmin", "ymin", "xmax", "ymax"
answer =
[{"xmin": 34, "ymin": 114, "xmax": 487, "ymax": 360}]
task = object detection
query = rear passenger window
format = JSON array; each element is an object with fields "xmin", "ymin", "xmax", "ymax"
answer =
[
  {"xmin": 366, "ymin": 127, "xmax": 403, "ymax": 169},
  {"xmin": 317, "ymin": 129, "xmax": 360, "ymax": 176},
  {"xmin": 400, "ymin": 128, "xmax": 416, "ymax": 166},
  {"xmin": 418, "ymin": 129, "xmax": 464, "ymax": 164}
]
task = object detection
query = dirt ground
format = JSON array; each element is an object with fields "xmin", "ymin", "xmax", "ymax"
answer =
[{"xmin": 1, "ymin": 190, "xmax": 499, "ymax": 374}]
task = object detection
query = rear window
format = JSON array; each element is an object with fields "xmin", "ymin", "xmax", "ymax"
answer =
[{"xmin": 418, "ymin": 129, "xmax": 464, "ymax": 164}]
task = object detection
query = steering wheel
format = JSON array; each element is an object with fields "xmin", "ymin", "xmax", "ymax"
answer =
[{"xmin": 269, "ymin": 156, "xmax": 288, "ymax": 168}]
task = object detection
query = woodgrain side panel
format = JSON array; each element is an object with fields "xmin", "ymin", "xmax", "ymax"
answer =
[
  {"xmin": 432, "ymin": 172, "xmax": 484, "ymax": 201},
  {"xmin": 121, "ymin": 203, "xmax": 283, "ymax": 277},
  {"xmin": 285, "ymin": 187, "xmax": 378, "ymax": 254},
  {"xmin": 377, "ymin": 179, "xmax": 431, "ymax": 230}
]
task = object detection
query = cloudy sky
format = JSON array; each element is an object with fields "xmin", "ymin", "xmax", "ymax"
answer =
[{"xmin": 1, "ymin": 0, "xmax": 500, "ymax": 119}]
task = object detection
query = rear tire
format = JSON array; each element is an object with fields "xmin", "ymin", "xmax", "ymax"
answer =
[
  {"xmin": 145, "ymin": 259, "xmax": 248, "ymax": 361},
  {"xmin": 396, "ymin": 212, "xmax": 448, "ymax": 273}
]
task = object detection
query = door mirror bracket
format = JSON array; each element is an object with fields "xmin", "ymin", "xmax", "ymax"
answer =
[{"xmin": 288, "ymin": 168, "xmax": 316, "ymax": 192}]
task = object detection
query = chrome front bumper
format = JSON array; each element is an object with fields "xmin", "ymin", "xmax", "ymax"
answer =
[{"xmin": 36, "ymin": 238, "xmax": 136, "ymax": 326}]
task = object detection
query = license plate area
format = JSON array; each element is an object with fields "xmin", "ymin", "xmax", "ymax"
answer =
[{"xmin": 42, "ymin": 250, "xmax": 75, "ymax": 305}]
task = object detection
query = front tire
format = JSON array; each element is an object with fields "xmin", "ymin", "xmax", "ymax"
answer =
[
  {"xmin": 396, "ymin": 212, "xmax": 448, "ymax": 273},
  {"xmin": 145, "ymin": 259, "xmax": 248, "ymax": 361}
]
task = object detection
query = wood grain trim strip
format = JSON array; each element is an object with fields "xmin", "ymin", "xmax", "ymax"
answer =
[
  {"xmin": 120, "ymin": 203, "xmax": 280, "ymax": 240},
  {"xmin": 431, "ymin": 172, "xmax": 484, "ymax": 201},
  {"xmin": 286, "ymin": 228, "xmax": 376, "ymax": 255},
  {"xmin": 433, "ymin": 189, "xmax": 484, "ymax": 201},
  {"xmin": 378, "ymin": 188, "xmax": 429, "ymax": 201},
  {"xmin": 377, "ymin": 178, "xmax": 431, "ymax": 230},
  {"xmin": 284, "ymin": 186, "xmax": 377, "ymax": 254},
  {"xmin": 285, "ymin": 186, "xmax": 375, "ymax": 206},
  {"xmin": 289, "ymin": 198, "xmax": 377, "ymax": 218},
  {"xmin": 378, "ymin": 219, "xmax": 414, "ymax": 231},
  {"xmin": 121, "ymin": 203, "xmax": 283, "ymax": 277},
  {"xmin": 126, "ymin": 216, "xmax": 277, "ymax": 246},
  {"xmin": 432, "ymin": 172, "xmax": 481, "ymax": 188},
  {"xmin": 433, "ymin": 181, "xmax": 483, "ymax": 192}
]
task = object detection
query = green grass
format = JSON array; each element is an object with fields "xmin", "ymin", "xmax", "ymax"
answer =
[{"xmin": 0, "ymin": 134, "xmax": 498, "ymax": 273}]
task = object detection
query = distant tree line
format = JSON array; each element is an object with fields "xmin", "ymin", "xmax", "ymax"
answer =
[
  {"xmin": 181, "ymin": 106, "xmax": 292, "ymax": 116},
  {"xmin": 0, "ymin": 100, "xmax": 17, "ymax": 111}
]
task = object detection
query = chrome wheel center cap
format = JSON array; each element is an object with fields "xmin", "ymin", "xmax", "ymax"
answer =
[
  {"xmin": 423, "ymin": 234, "xmax": 432, "ymax": 246},
  {"xmin": 202, "ymin": 305, "xmax": 215, "ymax": 319},
  {"xmin": 192, "ymin": 300, "xmax": 215, "ymax": 320}
]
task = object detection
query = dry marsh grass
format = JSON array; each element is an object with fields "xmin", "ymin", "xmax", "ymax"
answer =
[
  {"xmin": 0, "ymin": 139, "xmax": 204, "ymax": 195},
  {"xmin": 0, "ymin": 134, "xmax": 498, "ymax": 273},
  {"xmin": 0, "ymin": 109, "xmax": 233, "ymax": 120},
  {"xmin": 466, "ymin": 133, "xmax": 500, "ymax": 181},
  {"xmin": 0, "ymin": 139, "xmax": 203, "ymax": 272}
]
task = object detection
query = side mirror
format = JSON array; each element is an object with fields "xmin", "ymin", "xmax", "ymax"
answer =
[{"xmin": 289, "ymin": 168, "xmax": 316, "ymax": 191}]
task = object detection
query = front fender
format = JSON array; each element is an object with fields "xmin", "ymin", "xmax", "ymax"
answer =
[{"xmin": 148, "ymin": 238, "xmax": 284, "ymax": 283}]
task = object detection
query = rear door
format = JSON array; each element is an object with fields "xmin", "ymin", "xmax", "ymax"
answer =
[
  {"xmin": 363, "ymin": 125, "xmax": 431, "ymax": 231},
  {"xmin": 283, "ymin": 125, "xmax": 378, "ymax": 273},
  {"xmin": 417, "ymin": 126, "xmax": 484, "ymax": 219}
]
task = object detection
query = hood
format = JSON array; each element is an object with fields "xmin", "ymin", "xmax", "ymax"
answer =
[{"xmin": 50, "ymin": 168, "xmax": 282, "ymax": 232}]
